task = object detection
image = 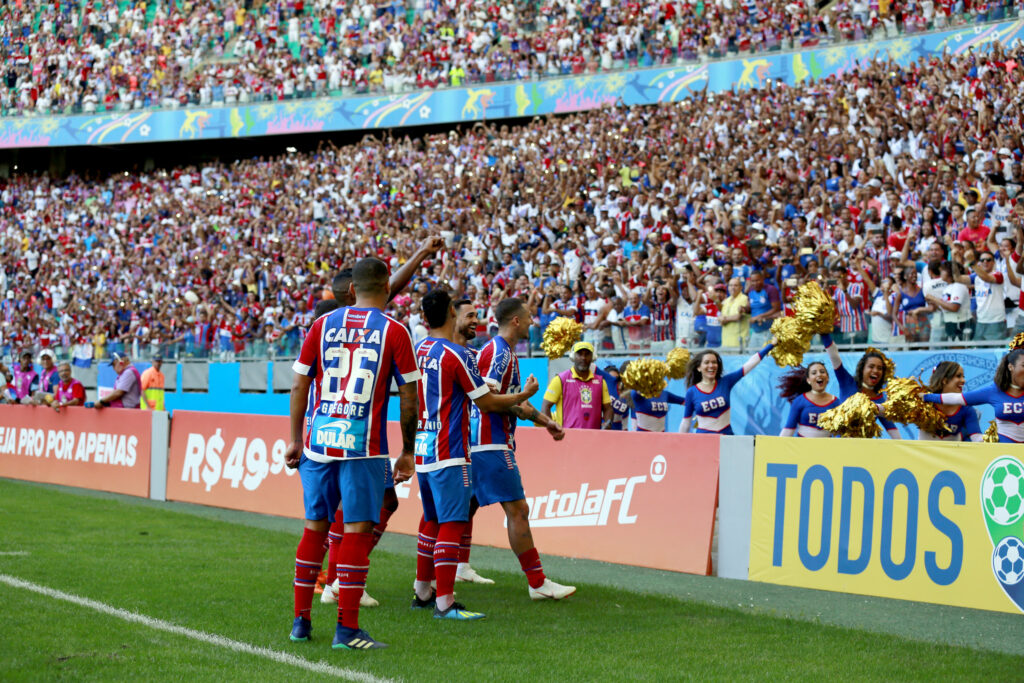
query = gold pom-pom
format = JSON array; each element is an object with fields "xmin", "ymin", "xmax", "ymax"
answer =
[
  {"xmin": 793, "ymin": 282, "xmax": 837, "ymax": 335},
  {"xmin": 769, "ymin": 317, "xmax": 812, "ymax": 367},
  {"xmin": 621, "ymin": 358, "xmax": 669, "ymax": 399},
  {"xmin": 665, "ymin": 347, "xmax": 690, "ymax": 380},
  {"xmin": 541, "ymin": 316, "xmax": 583, "ymax": 359},
  {"xmin": 864, "ymin": 347, "xmax": 896, "ymax": 382},
  {"xmin": 984, "ymin": 420, "xmax": 1000, "ymax": 443},
  {"xmin": 1010, "ymin": 333, "xmax": 1024, "ymax": 351},
  {"xmin": 818, "ymin": 393, "xmax": 882, "ymax": 439},
  {"xmin": 881, "ymin": 377, "xmax": 951, "ymax": 436}
]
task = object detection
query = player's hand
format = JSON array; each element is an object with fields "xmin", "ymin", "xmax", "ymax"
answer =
[
  {"xmin": 94, "ymin": 401, "xmax": 104, "ymax": 410},
  {"xmin": 284, "ymin": 440, "xmax": 303, "ymax": 469},
  {"xmin": 423, "ymin": 235, "xmax": 445, "ymax": 254},
  {"xmin": 545, "ymin": 420, "xmax": 565, "ymax": 441},
  {"xmin": 522, "ymin": 374, "xmax": 539, "ymax": 398},
  {"xmin": 393, "ymin": 451, "xmax": 415, "ymax": 484}
]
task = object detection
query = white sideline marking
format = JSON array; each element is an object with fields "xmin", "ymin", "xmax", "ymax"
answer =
[
  {"xmin": 0, "ymin": 574, "xmax": 392, "ymax": 683},
  {"xmin": 0, "ymin": 551, "xmax": 29, "ymax": 556}
]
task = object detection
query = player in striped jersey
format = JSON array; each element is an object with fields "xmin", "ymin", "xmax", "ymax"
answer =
[
  {"xmin": 412, "ymin": 291, "xmax": 539, "ymax": 619},
  {"xmin": 285, "ymin": 258, "xmax": 421, "ymax": 650},
  {"xmin": 472, "ymin": 298, "xmax": 576, "ymax": 601},
  {"xmin": 679, "ymin": 342, "xmax": 775, "ymax": 434},
  {"xmin": 919, "ymin": 362, "xmax": 982, "ymax": 441},
  {"xmin": 924, "ymin": 350, "xmax": 1024, "ymax": 443},
  {"xmin": 320, "ymin": 239, "xmax": 444, "ymax": 607},
  {"xmin": 821, "ymin": 334, "xmax": 901, "ymax": 438},
  {"xmin": 778, "ymin": 363, "xmax": 839, "ymax": 437}
]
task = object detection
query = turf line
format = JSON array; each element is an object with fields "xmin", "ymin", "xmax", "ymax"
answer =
[
  {"xmin": 0, "ymin": 551, "xmax": 28, "ymax": 556},
  {"xmin": 0, "ymin": 573, "xmax": 392, "ymax": 683}
]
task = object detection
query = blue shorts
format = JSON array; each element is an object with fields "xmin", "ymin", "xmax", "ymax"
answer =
[
  {"xmin": 418, "ymin": 464, "xmax": 473, "ymax": 523},
  {"xmin": 384, "ymin": 458, "xmax": 394, "ymax": 489},
  {"xmin": 298, "ymin": 455, "xmax": 386, "ymax": 524},
  {"xmin": 471, "ymin": 449, "xmax": 525, "ymax": 507}
]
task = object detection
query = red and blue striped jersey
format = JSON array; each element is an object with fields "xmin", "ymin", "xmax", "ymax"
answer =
[
  {"xmin": 294, "ymin": 307, "xmax": 420, "ymax": 462},
  {"xmin": 414, "ymin": 337, "xmax": 490, "ymax": 472},
  {"xmin": 473, "ymin": 335, "xmax": 520, "ymax": 453},
  {"xmin": 834, "ymin": 283, "xmax": 866, "ymax": 333}
]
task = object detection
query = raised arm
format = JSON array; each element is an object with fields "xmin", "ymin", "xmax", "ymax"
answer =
[
  {"xmin": 821, "ymin": 332, "xmax": 843, "ymax": 370},
  {"xmin": 387, "ymin": 235, "xmax": 445, "ymax": 302}
]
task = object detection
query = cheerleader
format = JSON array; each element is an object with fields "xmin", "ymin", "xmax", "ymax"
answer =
[
  {"xmin": 631, "ymin": 388, "xmax": 686, "ymax": 432},
  {"xmin": 821, "ymin": 333, "xmax": 901, "ymax": 439},
  {"xmin": 919, "ymin": 361, "xmax": 982, "ymax": 441},
  {"xmin": 679, "ymin": 340, "xmax": 775, "ymax": 434},
  {"xmin": 778, "ymin": 362, "xmax": 840, "ymax": 437},
  {"xmin": 923, "ymin": 349, "xmax": 1024, "ymax": 443},
  {"xmin": 595, "ymin": 363, "xmax": 631, "ymax": 431}
]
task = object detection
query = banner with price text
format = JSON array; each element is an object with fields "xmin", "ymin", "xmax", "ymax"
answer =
[{"xmin": 165, "ymin": 410, "xmax": 720, "ymax": 574}]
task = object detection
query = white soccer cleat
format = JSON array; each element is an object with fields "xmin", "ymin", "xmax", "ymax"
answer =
[
  {"xmin": 529, "ymin": 578, "xmax": 576, "ymax": 601},
  {"xmin": 360, "ymin": 589, "xmax": 379, "ymax": 608},
  {"xmin": 320, "ymin": 579, "xmax": 339, "ymax": 604},
  {"xmin": 456, "ymin": 563, "xmax": 495, "ymax": 584}
]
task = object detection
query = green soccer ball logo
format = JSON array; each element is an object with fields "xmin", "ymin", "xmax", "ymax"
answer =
[{"xmin": 982, "ymin": 457, "xmax": 1024, "ymax": 526}]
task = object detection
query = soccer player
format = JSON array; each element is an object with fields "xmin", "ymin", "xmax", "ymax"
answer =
[
  {"xmin": 679, "ymin": 341, "xmax": 775, "ymax": 434},
  {"xmin": 919, "ymin": 361, "xmax": 982, "ymax": 441},
  {"xmin": 413, "ymin": 291, "xmax": 540, "ymax": 618},
  {"xmin": 777, "ymin": 363, "xmax": 840, "ymax": 437},
  {"xmin": 285, "ymin": 257, "xmax": 420, "ymax": 650},
  {"xmin": 471, "ymin": 298, "xmax": 576, "ymax": 601},
  {"xmin": 321, "ymin": 237, "xmax": 444, "ymax": 606},
  {"xmin": 924, "ymin": 349, "xmax": 1024, "ymax": 443}
]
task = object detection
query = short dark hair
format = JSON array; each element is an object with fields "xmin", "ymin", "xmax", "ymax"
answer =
[
  {"xmin": 313, "ymin": 299, "xmax": 340, "ymax": 318},
  {"xmin": 422, "ymin": 289, "xmax": 452, "ymax": 329},
  {"xmin": 495, "ymin": 297, "xmax": 525, "ymax": 326},
  {"xmin": 452, "ymin": 298, "xmax": 473, "ymax": 312},
  {"xmin": 332, "ymin": 268, "xmax": 353, "ymax": 300},
  {"xmin": 352, "ymin": 258, "xmax": 388, "ymax": 294}
]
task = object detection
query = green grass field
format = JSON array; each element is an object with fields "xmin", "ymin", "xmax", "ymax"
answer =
[{"xmin": 2, "ymin": 477, "xmax": 1023, "ymax": 682}]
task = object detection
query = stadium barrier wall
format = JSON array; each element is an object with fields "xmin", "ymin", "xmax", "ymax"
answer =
[
  {"xmin": 718, "ymin": 436, "xmax": 756, "ymax": 581},
  {"xmin": 748, "ymin": 436, "xmax": 1024, "ymax": 614},
  {"xmin": 0, "ymin": 405, "xmax": 153, "ymax": 497},
  {"xmin": 164, "ymin": 410, "xmax": 722, "ymax": 575},
  {"xmin": 2, "ymin": 20, "xmax": 1019, "ymax": 149}
]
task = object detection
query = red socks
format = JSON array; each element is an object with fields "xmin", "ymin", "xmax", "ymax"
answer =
[
  {"xmin": 517, "ymin": 548, "xmax": 546, "ymax": 589},
  {"xmin": 294, "ymin": 528, "xmax": 328, "ymax": 619},
  {"xmin": 371, "ymin": 506, "xmax": 394, "ymax": 548},
  {"xmin": 325, "ymin": 517, "xmax": 345, "ymax": 585},
  {"xmin": 434, "ymin": 521, "xmax": 466, "ymax": 599},
  {"xmin": 458, "ymin": 518, "xmax": 473, "ymax": 564},
  {"xmin": 416, "ymin": 517, "xmax": 439, "ymax": 583},
  {"xmin": 336, "ymin": 532, "xmax": 374, "ymax": 630}
]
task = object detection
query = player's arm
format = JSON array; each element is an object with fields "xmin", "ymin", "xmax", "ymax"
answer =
[
  {"xmin": 508, "ymin": 401, "xmax": 565, "ymax": 440},
  {"xmin": 395, "ymin": 382, "xmax": 418, "ymax": 483},
  {"xmin": 474, "ymin": 375, "xmax": 539, "ymax": 413},
  {"xmin": 285, "ymin": 372, "xmax": 313, "ymax": 468},
  {"xmin": 387, "ymin": 235, "xmax": 444, "ymax": 302}
]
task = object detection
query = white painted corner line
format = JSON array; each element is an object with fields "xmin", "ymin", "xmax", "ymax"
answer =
[
  {"xmin": 0, "ymin": 551, "xmax": 29, "ymax": 556},
  {"xmin": 0, "ymin": 573, "xmax": 393, "ymax": 683}
]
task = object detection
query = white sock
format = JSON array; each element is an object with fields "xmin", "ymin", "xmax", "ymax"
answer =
[
  {"xmin": 414, "ymin": 580, "xmax": 433, "ymax": 601},
  {"xmin": 435, "ymin": 593, "xmax": 454, "ymax": 612}
]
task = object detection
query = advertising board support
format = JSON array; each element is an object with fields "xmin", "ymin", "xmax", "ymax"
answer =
[{"xmin": 717, "ymin": 436, "xmax": 755, "ymax": 580}]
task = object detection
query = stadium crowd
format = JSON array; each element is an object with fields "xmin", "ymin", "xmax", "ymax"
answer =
[
  {"xmin": 3, "ymin": 0, "xmax": 1021, "ymax": 115},
  {"xmin": 3, "ymin": 42, "xmax": 1024, "ymax": 368}
]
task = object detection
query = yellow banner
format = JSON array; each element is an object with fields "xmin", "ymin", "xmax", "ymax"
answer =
[{"xmin": 750, "ymin": 437, "xmax": 1024, "ymax": 614}]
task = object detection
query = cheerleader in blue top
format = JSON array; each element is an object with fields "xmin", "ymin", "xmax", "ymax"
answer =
[
  {"xmin": 679, "ymin": 340, "xmax": 775, "ymax": 434},
  {"xmin": 821, "ymin": 333, "xmax": 901, "ymax": 439},
  {"xmin": 631, "ymin": 389, "xmax": 686, "ymax": 432},
  {"xmin": 923, "ymin": 349, "xmax": 1024, "ymax": 443},
  {"xmin": 595, "ymin": 363, "xmax": 631, "ymax": 431},
  {"xmin": 778, "ymin": 362, "xmax": 840, "ymax": 437},
  {"xmin": 918, "ymin": 361, "xmax": 982, "ymax": 441}
]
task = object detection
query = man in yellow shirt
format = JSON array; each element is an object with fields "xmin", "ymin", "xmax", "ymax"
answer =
[
  {"xmin": 540, "ymin": 342, "xmax": 613, "ymax": 429},
  {"xmin": 720, "ymin": 278, "xmax": 750, "ymax": 349},
  {"xmin": 140, "ymin": 355, "xmax": 166, "ymax": 411}
]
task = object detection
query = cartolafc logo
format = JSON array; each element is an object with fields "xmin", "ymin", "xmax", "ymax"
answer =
[
  {"xmin": 981, "ymin": 455, "xmax": 1024, "ymax": 612},
  {"xmin": 508, "ymin": 455, "xmax": 665, "ymax": 528}
]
